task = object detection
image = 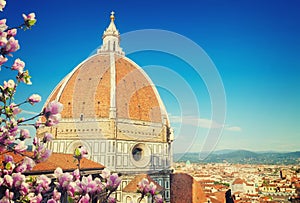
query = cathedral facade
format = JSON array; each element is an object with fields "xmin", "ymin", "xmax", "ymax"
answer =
[{"xmin": 37, "ymin": 12, "xmax": 174, "ymax": 202}]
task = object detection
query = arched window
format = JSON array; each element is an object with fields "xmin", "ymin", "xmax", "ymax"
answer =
[
  {"xmin": 80, "ymin": 114, "xmax": 83, "ymax": 121},
  {"xmin": 126, "ymin": 196, "xmax": 132, "ymax": 203},
  {"xmin": 113, "ymin": 41, "xmax": 116, "ymax": 51}
]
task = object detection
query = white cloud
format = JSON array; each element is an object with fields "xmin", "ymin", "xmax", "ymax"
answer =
[{"xmin": 169, "ymin": 115, "xmax": 241, "ymax": 132}]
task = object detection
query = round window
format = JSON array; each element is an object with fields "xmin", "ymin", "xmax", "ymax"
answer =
[
  {"xmin": 130, "ymin": 143, "xmax": 151, "ymax": 167},
  {"xmin": 132, "ymin": 146, "xmax": 143, "ymax": 161}
]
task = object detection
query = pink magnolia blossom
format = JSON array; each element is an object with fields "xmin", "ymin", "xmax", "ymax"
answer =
[
  {"xmin": 0, "ymin": 196, "xmax": 11, "ymax": 203},
  {"xmin": 23, "ymin": 157, "xmax": 36, "ymax": 170},
  {"xmin": 78, "ymin": 175, "xmax": 98, "ymax": 194},
  {"xmin": 0, "ymin": 19, "xmax": 7, "ymax": 31},
  {"xmin": 0, "ymin": 31, "xmax": 7, "ymax": 47},
  {"xmin": 42, "ymin": 132, "xmax": 53, "ymax": 143},
  {"xmin": 80, "ymin": 146, "xmax": 88, "ymax": 158},
  {"xmin": 44, "ymin": 101, "xmax": 63, "ymax": 126},
  {"xmin": 34, "ymin": 119, "xmax": 42, "ymax": 129},
  {"xmin": 3, "ymin": 175, "xmax": 12, "ymax": 187},
  {"xmin": 12, "ymin": 172, "xmax": 26, "ymax": 188},
  {"xmin": 107, "ymin": 197, "xmax": 116, "ymax": 203},
  {"xmin": 6, "ymin": 189, "xmax": 13, "ymax": 199},
  {"xmin": 47, "ymin": 199, "xmax": 57, "ymax": 203},
  {"xmin": 20, "ymin": 129, "xmax": 30, "ymax": 140},
  {"xmin": 7, "ymin": 119, "xmax": 18, "ymax": 134},
  {"xmin": 17, "ymin": 69, "xmax": 32, "ymax": 85},
  {"xmin": 22, "ymin": 13, "xmax": 36, "ymax": 28},
  {"xmin": 72, "ymin": 169, "xmax": 80, "ymax": 180},
  {"xmin": 14, "ymin": 141, "xmax": 28, "ymax": 153},
  {"xmin": 14, "ymin": 163, "xmax": 26, "ymax": 173},
  {"xmin": 138, "ymin": 178, "xmax": 150, "ymax": 194},
  {"xmin": 149, "ymin": 182, "xmax": 157, "ymax": 195},
  {"xmin": 33, "ymin": 137, "xmax": 39, "ymax": 145},
  {"xmin": 15, "ymin": 157, "xmax": 36, "ymax": 173},
  {"xmin": 3, "ymin": 155, "xmax": 14, "ymax": 173},
  {"xmin": 9, "ymin": 103, "xmax": 22, "ymax": 115},
  {"xmin": 67, "ymin": 181, "xmax": 78, "ymax": 197},
  {"xmin": 94, "ymin": 177, "xmax": 104, "ymax": 193},
  {"xmin": 7, "ymin": 28, "xmax": 17, "ymax": 37},
  {"xmin": 12, "ymin": 58, "xmax": 25, "ymax": 73},
  {"xmin": 74, "ymin": 146, "xmax": 88, "ymax": 160},
  {"xmin": 0, "ymin": 0, "xmax": 6, "ymax": 11},
  {"xmin": 0, "ymin": 189, "xmax": 13, "ymax": 203},
  {"xmin": 44, "ymin": 101, "xmax": 63, "ymax": 116},
  {"xmin": 106, "ymin": 173, "xmax": 121, "ymax": 191},
  {"xmin": 29, "ymin": 193, "xmax": 42, "ymax": 203},
  {"xmin": 59, "ymin": 172, "xmax": 73, "ymax": 189},
  {"xmin": 154, "ymin": 194, "xmax": 163, "ymax": 203},
  {"xmin": 4, "ymin": 154, "xmax": 13, "ymax": 163},
  {"xmin": 45, "ymin": 114, "xmax": 61, "ymax": 126},
  {"xmin": 17, "ymin": 117, "xmax": 24, "ymax": 123},
  {"xmin": 3, "ymin": 79, "xmax": 15, "ymax": 89},
  {"xmin": 35, "ymin": 175, "xmax": 51, "ymax": 193},
  {"xmin": 20, "ymin": 182, "xmax": 29, "ymax": 195},
  {"xmin": 101, "ymin": 168, "xmax": 111, "ymax": 179},
  {"xmin": 0, "ymin": 55, "xmax": 7, "ymax": 66},
  {"xmin": 47, "ymin": 198, "xmax": 57, "ymax": 203},
  {"xmin": 22, "ymin": 13, "xmax": 35, "ymax": 21},
  {"xmin": 52, "ymin": 188, "xmax": 61, "ymax": 201},
  {"xmin": 78, "ymin": 194, "xmax": 90, "ymax": 203},
  {"xmin": 34, "ymin": 144, "xmax": 51, "ymax": 163},
  {"xmin": 38, "ymin": 148, "xmax": 51, "ymax": 162},
  {"xmin": 4, "ymin": 37, "xmax": 20, "ymax": 54},
  {"xmin": 54, "ymin": 167, "xmax": 63, "ymax": 178},
  {"xmin": 27, "ymin": 94, "xmax": 41, "ymax": 105}
]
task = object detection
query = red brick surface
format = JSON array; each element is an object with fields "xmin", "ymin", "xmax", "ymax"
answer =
[{"xmin": 171, "ymin": 173, "xmax": 206, "ymax": 203}]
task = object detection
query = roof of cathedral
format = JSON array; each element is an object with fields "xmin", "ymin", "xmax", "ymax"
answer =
[
  {"xmin": 1, "ymin": 151, "xmax": 105, "ymax": 175},
  {"xmin": 45, "ymin": 12, "xmax": 169, "ymax": 125}
]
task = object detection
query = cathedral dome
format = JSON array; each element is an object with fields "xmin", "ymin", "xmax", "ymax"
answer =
[
  {"xmin": 46, "ymin": 53, "xmax": 167, "ymax": 124},
  {"xmin": 38, "ymin": 12, "xmax": 173, "ymax": 184},
  {"xmin": 42, "ymin": 11, "xmax": 171, "ymax": 142}
]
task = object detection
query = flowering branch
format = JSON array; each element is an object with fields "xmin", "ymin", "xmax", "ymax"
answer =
[{"xmin": 137, "ymin": 178, "xmax": 164, "ymax": 203}]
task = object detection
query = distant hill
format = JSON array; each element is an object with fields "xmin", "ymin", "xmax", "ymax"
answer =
[{"xmin": 174, "ymin": 150, "xmax": 300, "ymax": 165}]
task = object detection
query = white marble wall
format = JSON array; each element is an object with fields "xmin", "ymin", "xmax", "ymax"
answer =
[{"xmin": 48, "ymin": 138, "xmax": 172, "ymax": 173}]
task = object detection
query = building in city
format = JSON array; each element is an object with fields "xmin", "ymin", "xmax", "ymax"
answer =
[{"xmin": 37, "ymin": 12, "xmax": 174, "ymax": 202}]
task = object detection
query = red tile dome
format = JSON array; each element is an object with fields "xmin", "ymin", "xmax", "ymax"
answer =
[{"xmin": 45, "ymin": 53, "xmax": 167, "ymax": 124}]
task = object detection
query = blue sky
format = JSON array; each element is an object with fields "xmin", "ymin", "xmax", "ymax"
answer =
[{"xmin": 1, "ymin": 0, "xmax": 300, "ymax": 153}]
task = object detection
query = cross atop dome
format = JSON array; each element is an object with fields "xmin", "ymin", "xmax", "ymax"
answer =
[
  {"xmin": 98, "ymin": 11, "xmax": 124, "ymax": 55},
  {"xmin": 110, "ymin": 11, "xmax": 115, "ymax": 21}
]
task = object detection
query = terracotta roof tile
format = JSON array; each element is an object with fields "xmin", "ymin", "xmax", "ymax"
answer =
[
  {"xmin": 233, "ymin": 178, "xmax": 245, "ymax": 185},
  {"xmin": 0, "ymin": 152, "xmax": 105, "ymax": 174},
  {"xmin": 44, "ymin": 53, "xmax": 164, "ymax": 123}
]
